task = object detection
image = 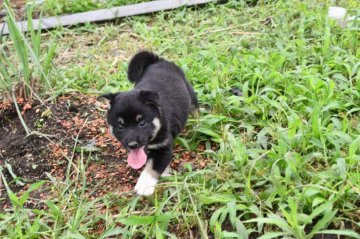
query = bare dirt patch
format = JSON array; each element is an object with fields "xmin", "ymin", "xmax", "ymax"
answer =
[{"xmin": 0, "ymin": 94, "xmax": 209, "ymax": 209}]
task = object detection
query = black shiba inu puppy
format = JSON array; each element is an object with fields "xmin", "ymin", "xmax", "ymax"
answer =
[{"xmin": 100, "ymin": 51, "xmax": 198, "ymax": 196}]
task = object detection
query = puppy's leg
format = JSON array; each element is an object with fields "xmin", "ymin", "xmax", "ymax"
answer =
[
  {"xmin": 134, "ymin": 146, "xmax": 172, "ymax": 196},
  {"xmin": 134, "ymin": 159, "xmax": 158, "ymax": 196}
]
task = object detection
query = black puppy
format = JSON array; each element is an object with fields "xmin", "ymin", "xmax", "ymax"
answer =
[{"xmin": 100, "ymin": 51, "xmax": 198, "ymax": 195}]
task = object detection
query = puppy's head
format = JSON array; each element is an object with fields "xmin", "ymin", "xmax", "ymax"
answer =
[{"xmin": 99, "ymin": 90, "xmax": 161, "ymax": 150}]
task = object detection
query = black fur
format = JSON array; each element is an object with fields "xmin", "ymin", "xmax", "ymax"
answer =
[
  {"xmin": 127, "ymin": 51, "xmax": 161, "ymax": 84},
  {"xmin": 101, "ymin": 51, "xmax": 198, "ymax": 176}
]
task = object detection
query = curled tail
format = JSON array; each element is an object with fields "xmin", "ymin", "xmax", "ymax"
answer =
[{"xmin": 128, "ymin": 51, "xmax": 161, "ymax": 84}]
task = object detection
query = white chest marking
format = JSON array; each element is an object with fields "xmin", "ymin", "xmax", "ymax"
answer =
[
  {"xmin": 148, "ymin": 139, "xmax": 169, "ymax": 150},
  {"xmin": 151, "ymin": 118, "xmax": 161, "ymax": 140}
]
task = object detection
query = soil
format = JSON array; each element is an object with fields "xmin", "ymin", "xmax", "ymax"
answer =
[
  {"xmin": 0, "ymin": 94, "xmax": 210, "ymax": 209},
  {"xmin": 0, "ymin": 0, "xmax": 27, "ymax": 22}
]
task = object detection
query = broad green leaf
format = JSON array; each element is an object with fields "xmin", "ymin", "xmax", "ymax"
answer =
[
  {"xmin": 235, "ymin": 219, "xmax": 249, "ymax": 239},
  {"xmin": 309, "ymin": 201, "xmax": 333, "ymax": 221},
  {"xmin": 118, "ymin": 215, "xmax": 155, "ymax": 225},
  {"xmin": 28, "ymin": 180, "xmax": 46, "ymax": 192},
  {"xmin": 210, "ymin": 207, "xmax": 226, "ymax": 232},
  {"xmin": 45, "ymin": 200, "xmax": 61, "ymax": 219},
  {"xmin": 199, "ymin": 193, "xmax": 236, "ymax": 204},
  {"xmin": 311, "ymin": 104, "xmax": 321, "ymax": 137},
  {"xmin": 196, "ymin": 127, "xmax": 222, "ymax": 142},
  {"xmin": 336, "ymin": 158, "xmax": 346, "ymax": 179},
  {"xmin": 246, "ymin": 214, "xmax": 293, "ymax": 234},
  {"xmin": 98, "ymin": 228, "xmax": 124, "ymax": 239},
  {"xmin": 175, "ymin": 137, "xmax": 191, "ymax": 150},
  {"xmin": 314, "ymin": 230, "xmax": 360, "ymax": 239},
  {"xmin": 214, "ymin": 221, "xmax": 222, "ymax": 239},
  {"xmin": 349, "ymin": 136, "xmax": 360, "ymax": 157},
  {"xmin": 222, "ymin": 230, "xmax": 242, "ymax": 238},
  {"xmin": 227, "ymin": 201, "xmax": 237, "ymax": 228},
  {"xmin": 309, "ymin": 210, "xmax": 337, "ymax": 235},
  {"xmin": 312, "ymin": 197, "xmax": 326, "ymax": 208},
  {"xmin": 257, "ymin": 232, "xmax": 288, "ymax": 239}
]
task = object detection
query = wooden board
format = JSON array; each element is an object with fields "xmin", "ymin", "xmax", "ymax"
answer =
[{"xmin": 0, "ymin": 0, "xmax": 216, "ymax": 35}]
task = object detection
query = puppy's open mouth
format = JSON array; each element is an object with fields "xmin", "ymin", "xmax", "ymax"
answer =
[{"xmin": 127, "ymin": 147, "xmax": 147, "ymax": 169}]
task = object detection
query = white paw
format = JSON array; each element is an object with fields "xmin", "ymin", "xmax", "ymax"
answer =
[
  {"xmin": 134, "ymin": 169, "xmax": 158, "ymax": 196},
  {"xmin": 134, "ymin": 184, "xmax": 155, "ymax": 196}
]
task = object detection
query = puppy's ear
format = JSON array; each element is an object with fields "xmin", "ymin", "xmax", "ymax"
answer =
[
  {"xmin": 98, "ymin": 93, "xmax": 117, "ymax": 102},
  {"xmin": 138, "ymin": 90, "xmax": 159, "ymax": 106}
]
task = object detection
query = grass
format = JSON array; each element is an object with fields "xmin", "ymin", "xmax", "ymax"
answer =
[
  {"xmin": 1, "ymin": 0, "xmax": 360, "ymax": 238},
  {"xmin": 39, "ymin": 0, "xmax": 150, "ymax": 16},
  {"xmin": 0, "ymin": 0, "xmax": 61, "ymax": 135}
]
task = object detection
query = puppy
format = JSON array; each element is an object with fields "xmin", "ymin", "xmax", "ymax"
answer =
[{"xmin": 100, "ymin": 51, "xmax": 198, "ymax": 196}]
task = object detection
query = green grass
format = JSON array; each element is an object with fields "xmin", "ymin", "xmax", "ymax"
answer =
[
  {"xmin": 39, "ymin": 0, "xmax": 150, "ymax": 16},
  {"xmin": 1, "ymin": 0, "xmax": 360, "ymax": 238},
  {"xmin": 0, "ymin": 0, "xmax": 58, "ymax": 101},
  {"xmin": 0, "ymin": 0, "xmax": 61, "ymax": 135}
]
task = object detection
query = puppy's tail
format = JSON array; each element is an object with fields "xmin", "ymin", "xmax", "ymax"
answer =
[{"xmin": 128, "ymin": 51, "xmax": 161, "ymax": 84}]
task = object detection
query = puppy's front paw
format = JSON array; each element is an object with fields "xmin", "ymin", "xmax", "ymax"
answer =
[
  {"xmin": 134, "ymin": 183, "xmax": 155, "ymax": 196},
  {"xmin": 134, "ymin": 169, "xmax": 158, "ymax": 196}
]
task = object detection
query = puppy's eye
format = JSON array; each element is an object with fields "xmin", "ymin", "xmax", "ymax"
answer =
[
  {"xmin": 117, "ymin": 124, "xmax": 124, "ymax": 130},
  {"xmin": 138, "ymin": 120, "xmax": 147, "ymax": 127}
]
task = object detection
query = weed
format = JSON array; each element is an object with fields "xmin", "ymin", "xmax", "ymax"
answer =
[{"xmin": 1, "ymin": 0, "xmax": 59, "ymax": 101}]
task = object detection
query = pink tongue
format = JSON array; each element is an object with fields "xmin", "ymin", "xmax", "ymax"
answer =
[{"xmin": 127, "ymin": 147, "xmax": 147, "ymax": 169}]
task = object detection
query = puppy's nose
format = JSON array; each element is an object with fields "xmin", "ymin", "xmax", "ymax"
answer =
[{"xmin": 127, "ymin": 141, "xmax": 139, "ymax": 149}]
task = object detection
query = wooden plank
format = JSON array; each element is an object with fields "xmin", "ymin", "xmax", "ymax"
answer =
[{"xmin": 0, "ymin": 0, "xmax": 216, "ymax": 35}]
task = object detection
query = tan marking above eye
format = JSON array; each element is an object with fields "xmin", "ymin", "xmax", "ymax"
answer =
[
  {"xmin": 136, "ymin": 114, "xmax": 143, "ymax": 122},
  {"xmin": 117, "ymin": 117, "xmax": 124, "ymax": 124}
]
